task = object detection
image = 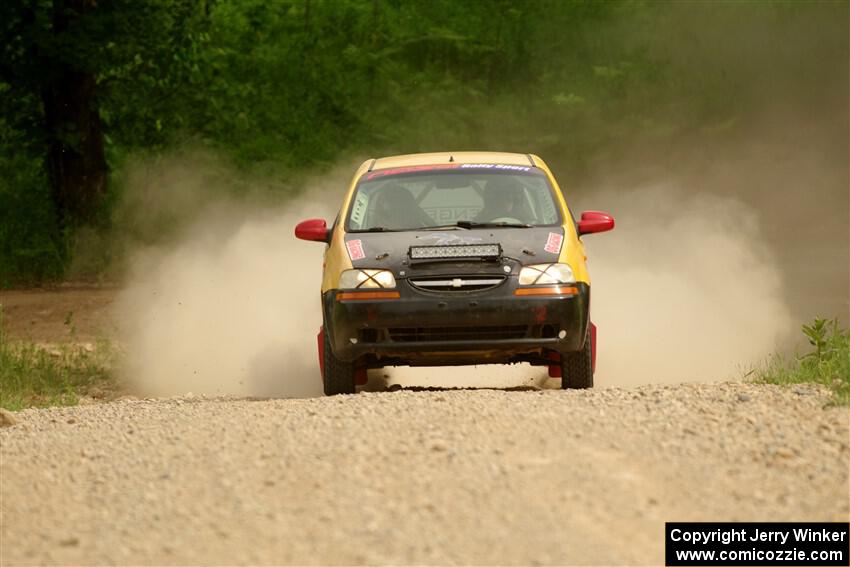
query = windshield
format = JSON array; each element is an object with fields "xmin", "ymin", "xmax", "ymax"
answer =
[{"xmin": 346, "ymin": 166, "xmax": 562, "ymax": 232}]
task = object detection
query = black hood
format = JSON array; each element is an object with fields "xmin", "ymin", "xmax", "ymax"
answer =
[{"xmin": 344, "ymin": 227, "xmax": 564, "ymax": 277}]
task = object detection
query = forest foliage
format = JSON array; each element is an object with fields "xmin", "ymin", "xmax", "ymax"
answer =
[{"xmin": 0, "ymin": 0, "xmax": 847, "ymax": 284}]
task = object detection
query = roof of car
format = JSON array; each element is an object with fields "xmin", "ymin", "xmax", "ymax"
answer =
[{"xmin": 370, "ymin": 151, "xmax": 536, "ymax": 170}]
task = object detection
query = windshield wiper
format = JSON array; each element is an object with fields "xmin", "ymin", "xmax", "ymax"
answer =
[
  {"xmin": 423, "ymin": 223, "xmax": 471, "ymax": 230},
  {"xmin": 455, "ymin": 221, "xmax": 533, "ymax": 229},
  {"xmin": 356, "ymin": 222, "xmax": 531, "ymax": 232},
  {"xmin": 358, "ymin": 226, "xmax": 397, "ymax": 232}
]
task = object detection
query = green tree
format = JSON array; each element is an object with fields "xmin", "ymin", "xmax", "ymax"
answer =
[{"xmin": 0, "ymin": 0, "xmax": 204, "ymax": 230}]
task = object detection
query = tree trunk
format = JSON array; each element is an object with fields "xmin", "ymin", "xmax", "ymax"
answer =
[{"xmin": 43, "ymin": 0, "xmax": 108, "ymax": 230}]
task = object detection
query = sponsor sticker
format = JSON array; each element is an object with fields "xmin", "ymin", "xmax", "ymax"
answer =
[
  {"xmin": 459, "ymin": 163, "xmax": 531, "ymax": 172},
  {"xmin": 365, "ymin": 163, "xmax": 533, "ymax": 180},
  {"xmin": 366, "ymin": 164, "xmax": 460, "ymax": 180},
  {"xmin": 346, "ymin": 239, "xmax": 365, "ymax": 261},
  {"xmin": 544, "ymin": 232, "xmax": 563, "ymax": 254}
]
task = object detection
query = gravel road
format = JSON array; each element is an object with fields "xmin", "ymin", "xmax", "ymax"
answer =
[{"xmin": 2, "ymin": 382, "xmax": 848, "ymax": 565}]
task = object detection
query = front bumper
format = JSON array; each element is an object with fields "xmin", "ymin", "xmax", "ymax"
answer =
[{"xmin": 322, "ymin": 279, "xmax": 589, "ymax": 365}]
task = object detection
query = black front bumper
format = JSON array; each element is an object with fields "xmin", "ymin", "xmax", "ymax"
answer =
[{"xmin": 322, "ymin": 279, "xmax": 589, "ymax": 365}]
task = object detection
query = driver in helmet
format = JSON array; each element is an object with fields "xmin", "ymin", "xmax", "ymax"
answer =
[
  {"xmin": 475, "ymin": 177, "xmax": 522, "ymax": 222},
  {"xmin": 371, "ymin": 184, "xmax": 432, "ymax": 229}
]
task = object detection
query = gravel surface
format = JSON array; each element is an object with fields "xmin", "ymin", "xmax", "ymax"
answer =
[{"xmin": 2, "ymin": 382, "xmax": 848, "ymax": 565}]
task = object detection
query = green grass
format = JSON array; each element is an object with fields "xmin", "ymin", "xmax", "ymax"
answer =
[
  {"xmin": 0, "ymin": 308, "xmax": 116, "ymax": 410},
  {"xmin": 754, "ymin": 318, "xmax": 850, "ymax": 405}
]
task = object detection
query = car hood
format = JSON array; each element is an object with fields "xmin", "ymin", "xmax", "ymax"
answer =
[{"xmin": 342, "ymin": 227, "xmax": 565, "ymax": 276}]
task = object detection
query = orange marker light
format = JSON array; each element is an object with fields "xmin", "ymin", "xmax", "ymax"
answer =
[
  {"xmin": 337, "ymin": 290, "xmax": 401, "ymax": 301},
  {"xmin": 514, "ymin": 286, "xmax": 578, "ymax": 297}
]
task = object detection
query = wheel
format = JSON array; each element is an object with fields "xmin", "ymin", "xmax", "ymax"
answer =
[
  {"xmin": 561, "ymin": 325, "xmax": 593, "ymax": 389},
  {"xmin": 322, "ymin": 327, "xmax": 356, "ymax": 395}
]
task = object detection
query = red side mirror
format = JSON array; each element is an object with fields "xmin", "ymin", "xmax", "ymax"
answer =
[
  {"xmin": 577, "ymin": 210, "xmax": 615, "ymax": 236},
  {"xmin": 295, "ymin": 218, "xmax": 330, "ymax": 243}
]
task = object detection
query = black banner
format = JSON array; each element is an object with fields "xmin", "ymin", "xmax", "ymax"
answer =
[{"xmin": 666, "ymin": 522, "xmax": 849, "ymax": 566}]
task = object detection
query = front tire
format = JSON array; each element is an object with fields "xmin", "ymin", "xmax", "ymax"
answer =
[
  {"xmin": 561, "ymin": 326, "xmax": 593, "ymax": 389},
  {"xmin": 322, "ymin": 329, "xmax": 356, "ymax": 396}
]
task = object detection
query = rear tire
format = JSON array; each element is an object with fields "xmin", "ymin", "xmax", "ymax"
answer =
[
  {"xmin": 561, "ymin": 326, "xmax": 593, "ymax": 389},
  {"xmin": 322, "ymin": 329, "xmax": 356, "ymax": 396}
]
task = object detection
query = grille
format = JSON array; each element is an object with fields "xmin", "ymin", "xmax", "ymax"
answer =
[
  {"xmin": 409, "ymin": 275, "xmax": 506, "ymax": 293},
  {"xmin": 388, "ymin": 325, "xmax": 528, "ymax": 342}
]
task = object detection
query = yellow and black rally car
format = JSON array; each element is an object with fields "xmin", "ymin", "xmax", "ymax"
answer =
[{"xmin": 295, "ymin": 152, "xmax": 614, "ymax": 395}]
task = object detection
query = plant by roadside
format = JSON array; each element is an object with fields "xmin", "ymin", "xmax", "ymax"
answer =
[
  {"xmin": 0, "ymin": 307, "xmax": 116, "ymax": 410},
  {"xmin": 754, "ymin": 317, "xmax": 850, "ymax": 405}
]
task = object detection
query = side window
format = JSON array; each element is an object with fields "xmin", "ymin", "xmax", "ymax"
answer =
[
  {"xmin": 349, "ymin": 191, "xmax": 370, "ymax": 229},
  {"xmin": 529, "ymin": 184, "xmax": 558, "ymax": 224}
]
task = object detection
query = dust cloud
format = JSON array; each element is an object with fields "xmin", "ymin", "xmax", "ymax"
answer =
[
  {"xmin": 378, "ymin": 364, "xmax": 550, "ymax": 391},
  {"xmin": 114, "ymin": 156, "xmax": 347, "ymax": 398},
  {"xmin": 570, "ymin": 100, "xmax": 847, "ymax": 387},
  {"xmin": 580, "ymin": 184, "xmax": 794, "ymax": 387}
]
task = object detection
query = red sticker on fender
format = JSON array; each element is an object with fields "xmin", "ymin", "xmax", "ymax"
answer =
[
  {"xmin": 346, "ymin": 239, "xmax": 365, "ymax": 261},
  {"xmin": 544, "ymin": 232, "xmax": 563, "ymax": 254}
]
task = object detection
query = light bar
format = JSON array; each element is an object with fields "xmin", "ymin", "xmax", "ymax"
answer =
[{"xmin": 410, "ymin": 244, "xmax": 501, "ymax": 260}]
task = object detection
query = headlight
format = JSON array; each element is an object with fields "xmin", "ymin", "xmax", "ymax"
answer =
[
  {"xmin": 339, "ymin": 269, "xmax": 397, "ymax": 289},
  {"xmin": 518, "ymin": 263, "xmax": 575, "ymax": 285}
]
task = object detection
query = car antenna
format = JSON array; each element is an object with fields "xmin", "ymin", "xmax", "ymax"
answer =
[{"xmin": 449, "ymin": 155, "xmax": 454, "ymax": 162}]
